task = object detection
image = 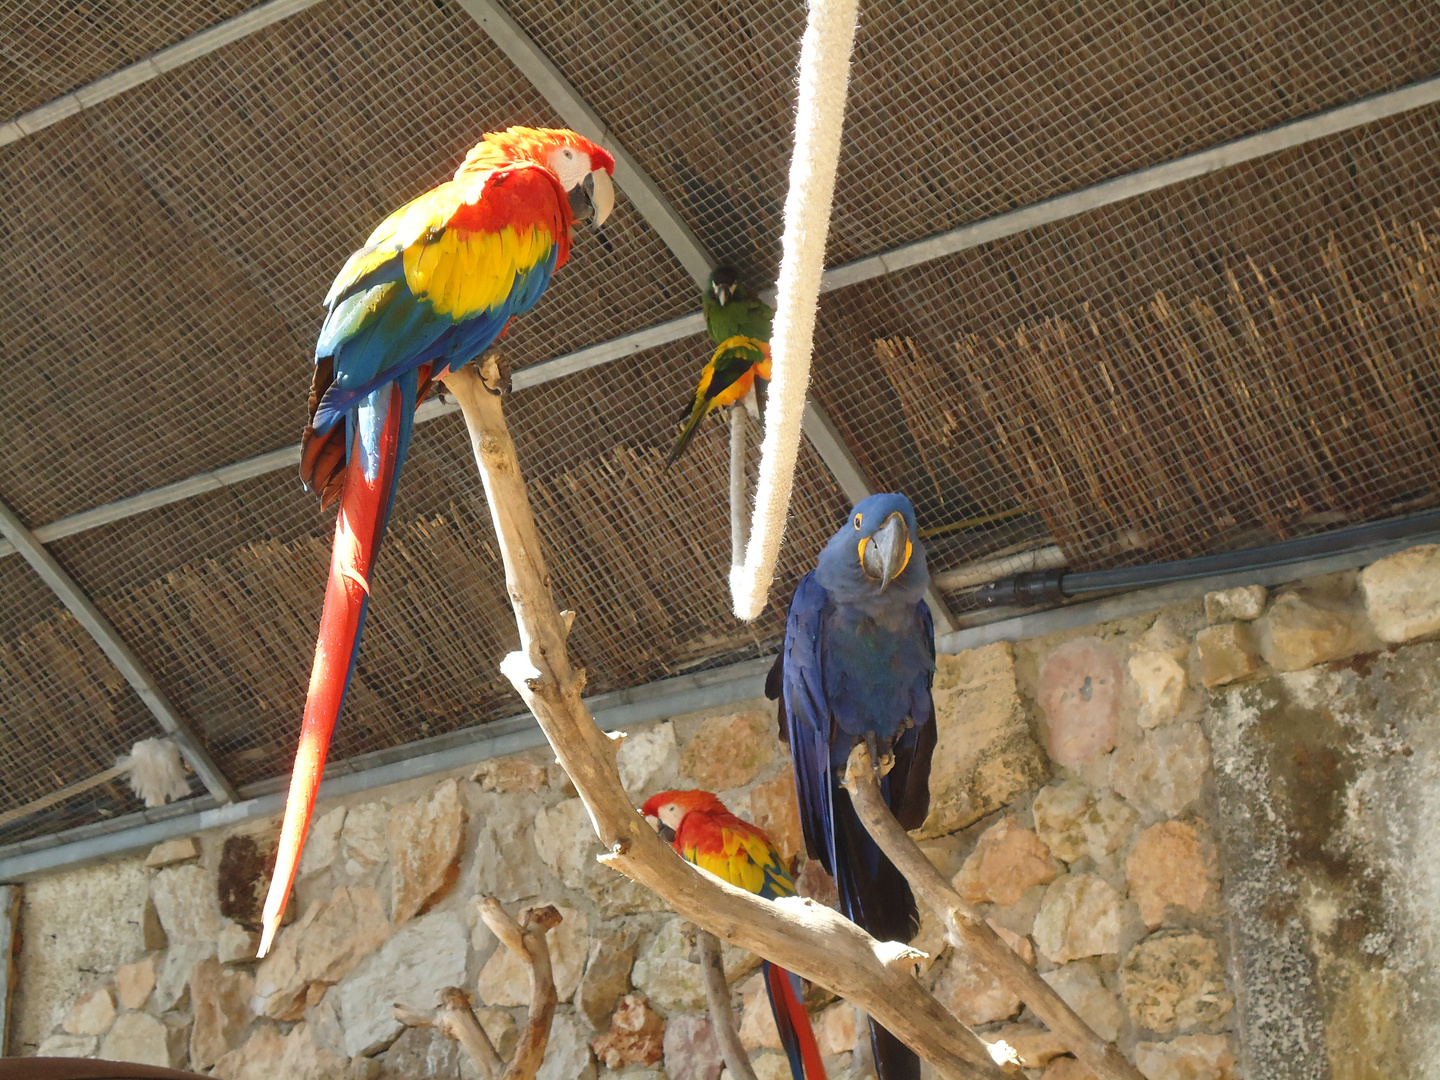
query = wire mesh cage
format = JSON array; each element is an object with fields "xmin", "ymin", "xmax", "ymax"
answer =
[{"xmin": 2, "ymin": 0, "xmax": 1439, "ymax": 843}]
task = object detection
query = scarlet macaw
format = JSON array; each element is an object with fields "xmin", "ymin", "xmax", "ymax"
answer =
[
  {"xmin": 641, "ymin": 789, "xmax": 827, "ymax": 1080},
  {"xmin": 258, "ymin": 127, "xmax": 616, "ymax": 957},
  {"xmin": 765, "ymin": 493, "xmax": 937, "ymax": 1080},
  {"xmin": 664, "ymin": 266, "xmax": 774, "ymax": 467}
]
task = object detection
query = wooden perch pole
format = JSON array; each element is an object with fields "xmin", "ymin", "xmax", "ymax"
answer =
[
  {"xmin": 841, "ymin": 744, "xmax": 1146, "ymax": 1080},
  {"xmin": 440, "ymin": 356, "xmax": 1009, "ymax": 1080},
  {"xmin": 393, "ymin": 898, "xmax": 561, "ymax": 1080},
  {"xmin": 697, "ymin": 929, "xmax": 758, "ymax": 1080}
]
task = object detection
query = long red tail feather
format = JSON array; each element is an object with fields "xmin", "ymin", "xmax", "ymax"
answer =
[
  {"xmin": 767, "ymin": 962, "xmax": 828, "ymax": 1080},
  {"xmin": 257, "ymin": 394, "xmax": 401, "ymax": 957}
]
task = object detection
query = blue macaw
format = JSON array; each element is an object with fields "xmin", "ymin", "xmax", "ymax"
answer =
[{"xmin": 766, "ymin": 493, "xmax": 936, "ymax": 1080}]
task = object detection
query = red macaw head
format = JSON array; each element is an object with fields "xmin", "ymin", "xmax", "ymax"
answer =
[
  {"xmin": 457, "ymin": 126, "xmax": 616, "ymax": 227},
  {"xmin": 641, "ymin": 788, "xmax": 728, "ymax": 843}
]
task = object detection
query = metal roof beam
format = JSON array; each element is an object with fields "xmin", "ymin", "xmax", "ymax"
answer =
[
  {"xmin": 0, "ymin": 655, "xmax": 776, "ymax": 880},
  {"xmin": 8, "ymin": 504, "xmax": 1434, "ymax": 882},
  {"xmin": 454, "ymin": 0, "xmax": 716, "ymax": 287},
  {"xmin": 5, "ymin": 72, "xmax": 1439, "ymax": 563},
  {"xmin": 0, "ymin": 0, "xmax": 324, "ymax": 148},
  {"xmin": 0, "ymin": 499, "xmax": 240, "ymax": 805}
]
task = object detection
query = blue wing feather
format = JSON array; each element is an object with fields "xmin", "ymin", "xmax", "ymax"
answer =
[
  {"xmin": 781, "ymin": 573, "xmax": 837, "ymax": 876},
  {"xmin": 312, "ymin": 247, "xmax": 558, "ymax": 442}
]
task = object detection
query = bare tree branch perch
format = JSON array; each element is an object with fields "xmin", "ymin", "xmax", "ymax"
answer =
[
  {"xmin": 486, "ymin": 900, "xmax": 562, "ymax": 1080},
  {"xmin": 440, "ymin": 357, "xmax": 1010, "ymax": 1080},
  {"xmin": 393, "ymin": 987, "xmax": 504, "ymax": 1080},
  {"xmin": 393, "ymin": 897, "xmax": 562, "ymax": 1080},
  {"xmin": 697, "ymin": 928, "xmax": 757, "ymax": 1080},
  {"xmin": 841, "ymin": 743, "xmax": 1145, "ymax": 1080}
]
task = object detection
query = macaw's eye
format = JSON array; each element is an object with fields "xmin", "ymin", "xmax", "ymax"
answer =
[
  {"xmin": 563, "ymin": 149, "xmax": 574, "ymax": 159},
  {"xmin": 854, "ymin": 514, "xmax": 863, "ymax": 530}
]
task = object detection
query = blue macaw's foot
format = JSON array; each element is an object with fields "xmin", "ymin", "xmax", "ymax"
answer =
[{"xmin": 862, "ymin": 731, "xmax": 895, "ymax": 777}]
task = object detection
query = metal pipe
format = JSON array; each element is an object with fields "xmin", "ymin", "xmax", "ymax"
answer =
[{"xmin": 972, "ymin": 508, "xmax": 1440, "ymax": 608}]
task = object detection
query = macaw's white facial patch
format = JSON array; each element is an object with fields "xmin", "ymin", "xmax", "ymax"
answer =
[{"xmin": 546, "ymin": 145, "xmax": 591, "ymax": 191}]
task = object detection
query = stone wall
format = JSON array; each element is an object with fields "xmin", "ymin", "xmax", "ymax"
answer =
[{"xmin": 9, "ymin": 544, "xmax": 1439, "ymax": 1080}]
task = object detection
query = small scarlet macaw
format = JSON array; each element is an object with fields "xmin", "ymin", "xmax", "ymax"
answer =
[
  {"xmin": 766, "ymin": 493, "xmax": 936, "ymax": 1080},
  {"xmin": 257, "ymin": 127, "xmax": 616, "ymax": 958},
  {"xmin": 641, "ymin": 789, "xmax": 827, "ymax": 1080},
  {"xmin": 664, "ymin": 266, "xmax": 774, "ymax": 468}
]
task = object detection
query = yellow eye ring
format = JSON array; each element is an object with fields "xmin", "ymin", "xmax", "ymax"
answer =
[{"xmin": 854, "ymin": 513, "xmax": 862, "ymax": 529}]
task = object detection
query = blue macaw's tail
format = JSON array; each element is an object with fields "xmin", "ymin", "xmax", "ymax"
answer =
[
  {"xmin": 763, "ymin": 960, "xmax": 828, "ymax": 1080},
  {"xmin": 830, "ymin": 768, "xmax": 921, "ymax": 1080},
  {"xmin": 260, "ymin": 367, "xmax": 426, "ymax": 957},
  {"xmin": 767, "ymin": 643, "xmax": 936, "ymax": 1080}
]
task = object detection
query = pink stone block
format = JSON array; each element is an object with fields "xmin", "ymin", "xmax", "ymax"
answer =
[{"xmin": 1038, "ymin": 638, "xmax": 1122, "ymax": 768}]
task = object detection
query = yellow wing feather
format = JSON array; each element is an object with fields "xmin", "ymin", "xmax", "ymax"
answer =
[
  {"xmin": 325, "ymin": 168, "xmax": 554, "ymax": 320},
  {"xmin": 685, "ymin": 826, "xmax": 795, "ymax": 898}
]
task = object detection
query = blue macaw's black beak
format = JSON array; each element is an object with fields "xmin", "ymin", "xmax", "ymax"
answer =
[{"xmin": 864, "ymin": 512, "xmax": 911, "ymax": 591}]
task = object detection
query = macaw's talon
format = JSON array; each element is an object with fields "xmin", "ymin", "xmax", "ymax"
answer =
[
  {"xmin": 862, "ymin": 732, "xmax": 894, "ymax": 778},
  {"xmin": 478, "ymin": 350, "xmax": 511, "ymax": 395}
]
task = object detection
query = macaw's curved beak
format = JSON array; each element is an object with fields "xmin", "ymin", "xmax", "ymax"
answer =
[
  {"xmin": 714, "ymin": 281, "xmax": 733, "ymax": 306},
  {"xmin": 863, "ymin": 511, "xmax": 912, "ymax": 591},
  {"xmin": 569, "ymin": 168, "xmax": 615, "ymax": 228}
]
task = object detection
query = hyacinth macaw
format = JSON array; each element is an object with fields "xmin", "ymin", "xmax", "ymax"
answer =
[
  {"xmin": 641, "ymin": 789, "xmax": 827, "ymax": 1080},
  {"xmin": 664, "ymin": 266, "xmax": 774, "ymax": 467},
  {"xmin": 257, "ymin": 127, "xmax": 616, "ymax": 958},
  {"xmin": 765, "ymin": 493, "xmax": 936, "ymax": 1080}
]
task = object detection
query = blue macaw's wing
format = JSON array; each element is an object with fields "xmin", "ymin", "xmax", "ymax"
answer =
[
  {"xmin": 773, "ymin": 573, "xmax": 838, "ymax": 874},
  {"xmin": 882, "ymin": 600, "xmax": 937, "ymax": 833}
]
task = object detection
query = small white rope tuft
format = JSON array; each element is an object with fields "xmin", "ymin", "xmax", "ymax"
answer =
[{"xmin": 730, "ymin": 0, "xmax": 861, "ymax": 620}]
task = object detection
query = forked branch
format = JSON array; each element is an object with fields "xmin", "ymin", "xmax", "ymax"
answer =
[
  {"xmin": 440, "ymin": 357, "xmax": 1009, "ymax": 1080},
  {"xmin": 393, "ymin": 898, "xmax": 562, "ymax": 1080},
  {"xmin": 841, "ymin": 743, "xmax": 1145, "ymax": 1080},
  {"xmin": 393, "ymin": 987, "xmax": 504, "ymax": 1080}
]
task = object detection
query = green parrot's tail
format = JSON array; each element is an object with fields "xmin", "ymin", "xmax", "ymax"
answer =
[{"xmin": 664, "ymin": 402, "xmax": 710, "ymax": 469}]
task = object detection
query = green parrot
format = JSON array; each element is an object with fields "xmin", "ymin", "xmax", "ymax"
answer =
[
  {"xmin": 704, "ymin": 265, "xmax": 774, "ymax": 345},
  {"xmin": 665, "ymin": 267, "xmax": 775, "ymax": 468}
]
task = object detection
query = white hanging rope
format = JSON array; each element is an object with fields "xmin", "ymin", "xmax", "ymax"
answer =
[
  {"xmin": 730, "ymin": 0, "xmax": 862, "ymax": 620},
  {"xmin": 729, "ymin": 406, "xmax": 750, "ymax": 568}
]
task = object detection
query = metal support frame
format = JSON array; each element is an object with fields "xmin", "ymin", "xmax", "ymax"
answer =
[
  {"xmin": 5, "ymin": 69, "xmax": 1440, "ymax": 560},
  {"xmin": 5, "ymin": 1, "xmax": 1439, "ymax": 835},
  {"xmin": 0, "ymin": 499, "xmax": 239, "ymax": 804},
  {"xmin": 3, "ymin": 520, "xmax": 1427, "ymax": 883},
  {"xmin": 0, "ymin": 0, "xmax": 325, "ymax": 148}
]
